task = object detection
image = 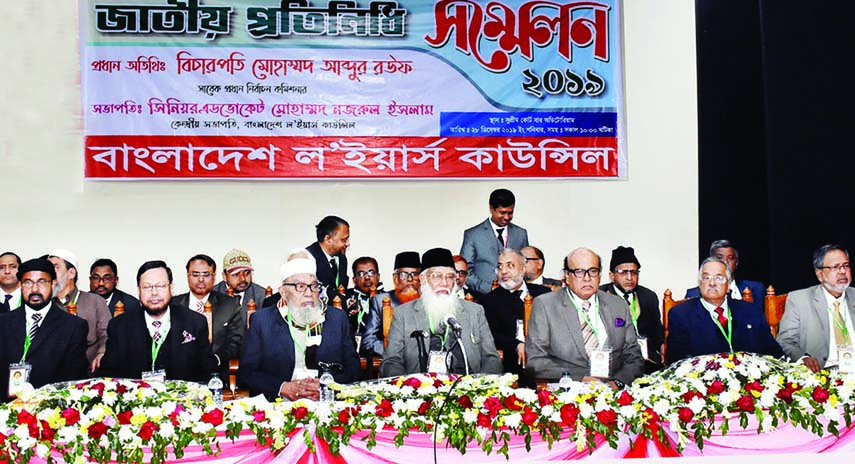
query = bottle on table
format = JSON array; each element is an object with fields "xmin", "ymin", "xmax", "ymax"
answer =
[{"xmin": 208, "ymin": 373, "xmax": 224, "ymax": 407}]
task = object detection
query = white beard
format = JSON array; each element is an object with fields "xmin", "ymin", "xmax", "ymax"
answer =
[
  {"xmin": 420, "ymin": 282, "xmax": 458, "ymax": 332},
  {"xmin": 288, "ymin": 300, "xmax": 326, "ymax": 327},
  {"xmin": 499, "ymin": 274, "xmax": 524, "ymax": 291}
]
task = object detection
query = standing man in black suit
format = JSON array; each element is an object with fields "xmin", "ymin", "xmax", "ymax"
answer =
[
  {"xmin": 0, "ymin": 258, "xmax": 88, "ymax": 401},
  {"xmin": 481, "ymin": 249, "xmax": 550, "ymax": 388},
  {"xmin": 0, "ymin": 251, "xmax": 22, "ymax": 314},
  {"xmin": 171, "ymin": 254, "xmax": 243, "ymax": 382},
  {"xmin": 89, "ymin": 258, "xmax": 141, "ymax": 316},
  {"xmin": 98, "ymin": 260, "xmax": 218, "ymax": 382},
  {"xmin": 306, "ymin": 216, "xmax": 350, "ymax": 302},
  {"xmin": 599, "ymin": 246, "xmax": 665, "ymax": 374}
]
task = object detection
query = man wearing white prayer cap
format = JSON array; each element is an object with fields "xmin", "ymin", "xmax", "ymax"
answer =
[{"xmin": 237, "ymin": 249, "xmax": 360, "ymax": 401}]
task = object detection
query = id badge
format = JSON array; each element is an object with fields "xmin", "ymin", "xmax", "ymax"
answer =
[
  {"xmin": 637, "ymin": 336, "xmax": 649, "ymax": 360},
  {"xmin": 516, "ymin": 319, "xmax": 525, "ymax": 343},
  {"xmin": 589, "ymin": 347, "xmax": 611, "ymax": 378},
  {"xmin": 839, "ymin": 346, "xmax": 855, "ymax": 373},
  {"xmin": 142, "ymin": 369, "xmax": 166, "ymax": 382},
  {"xmin": 8, "ymin": 363, "xmax": 31, "ymax": 397},
  {"xmin": 427, "ymin": 350, "xmax": 448, "ymax": 374},
  {"xmin": 354, "ymin": 335, "xmax": 362, "ymax": 353}
]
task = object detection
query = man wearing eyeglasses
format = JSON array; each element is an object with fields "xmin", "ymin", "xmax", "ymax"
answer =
[
  {"xmin": 213, "ymin": 249, "xmax": 267, "ymax": 315},
  {"xmin": 171, "ymin": 254, "xmax": 243, "ymax": 383},
  {"xmin": 362, "ymin": 251, "xmax": 421, "ymax": 357},
  {"xmin": 778, "ymin": 244, "xmax": 855, "ymax": 372},
  {"xmin": 521, "ymin": 246, "xmax": 562, "ymax": 289},
  {"xmin": 666, "ymin": 257, "xmax": 782, "ymax": 365},
  {"xmin": 381, "ymin": 248, "xmax": 501, "ymax": 377},
  {"xmin": 527, "ymin": 248, "xmax": 643, "ymax": 389},
  {"xmin": 238, "ymin": 249, "xmax": 360, "ymax": 401},
  {"xmin": 685, "ymin": 240, "xmax": 765, "ymax": 309},
  {"xmin": 344, "ymin": 257, "xmax": 383, "ymax": 353},
  {"xmin": 0, "ymin": 258, "xmax": 88, "ymax": 401},
  {"xmin": 599, "ymin": 246, "xmax": 664, "ymax": 373},
  {"xmin": 89, "ymin": 258, "xmax": 141, "ymax": 316},
  {"xmin": 453, "ymin": 255, "xmax": 482, "ymax": 302},
  {"xmin": 98, "ymin": 260, "xmax": 218, "ymax": 382}
]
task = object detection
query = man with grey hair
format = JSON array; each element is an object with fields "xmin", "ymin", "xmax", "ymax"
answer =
[
  {"xmin": 380, "ymin": 248, "xmax": 502, "ymax": 377},
  {"xmin": 667, "ymin": 257, "xmax": 782, "ymax": 364},
  {"xmin": 778, "ymin": 244, "xmax": 855, "ymax": 372},
  {"xmin": 685, "ymin": 240, "xmax": 765, "ymax": 306}
]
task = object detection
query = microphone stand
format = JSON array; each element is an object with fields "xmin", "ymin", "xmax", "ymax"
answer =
[
  {"xmin": 410, "ymin": 330, "xmax": 428, "ymax": 373},
  {"xmin": 446, "ymin": 328, "xmax": 469, "ymax": 376}
]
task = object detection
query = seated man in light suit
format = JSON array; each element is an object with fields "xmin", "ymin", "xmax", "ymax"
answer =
[
  {"xmin": 777, "ymin": 244, "xmax": 855, "ymax": 372},
  {"xmin": 685, "ymin": 240, "xmax": 765, "ymax": 307},
  {"xmin": 380, "ymin": 248, "xmax": 502, "ymax": 377},
  {"xmin": 461, "ymin": 189, "xmax": 529, "ymax": 295},
  {"xmin": 526, "ymin": 248, "xmax": 643, "ymax": 389},
  {"xmin": 667, "ymin": 257, "xmax": 783, "ymax": 364}
]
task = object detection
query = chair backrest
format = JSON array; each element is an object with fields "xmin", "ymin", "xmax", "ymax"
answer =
[
  {"xmin": 523, "ymin": 294, "xmax": 534, "ymax": 338},
  {"xmin": 382, "ymin": 296, "xmax": 393, "ymax": 349},
  {"xmin": 661, "ymin": 289, "xmax": 686, "ymax": 357},
  {"xmin": 764, "ymin": 286, "xmax": 787, "ymax": 337},
  {"xmin": 246, "ymin": 300, "xmax": 256, "ymax": 329}
]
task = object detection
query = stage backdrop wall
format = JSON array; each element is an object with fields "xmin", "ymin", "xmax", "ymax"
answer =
[{"xmin": 0, "ymin": 2, "xmax": 698, "ymax": 302}]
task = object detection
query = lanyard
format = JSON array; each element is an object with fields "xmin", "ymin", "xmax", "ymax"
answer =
[
  {"xmin": 21, "ymin": 333, "xmax": 32, "ymax": 363},
  {"xmin": 628, "ymin": 296, "xmax": 641, "ymax": 337},
  {"xmin": 569, "ymin": 289, "xmax": 601, "ymax": 341},
  {"xmin": 426, "ymin": 312, "xmax": 450, "ymax": 347},
  {"xmin": 711, "ymin": 305, "xmax": 734, "ymax": 353},
  {"xmin": 356, "ymin": 296, "xmax": 368, "ymax": 328},
  {"xmin": 150, "ymin": 326, "xmax": 167, "ymax": 371},
  {"xmin": 829, "ymin": 304, "xmax": 851, "ymax": 342}
]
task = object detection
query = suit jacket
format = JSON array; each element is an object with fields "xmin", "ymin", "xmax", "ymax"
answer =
[
  {"xmin": 666, "ymin": 297, "xmax": 784, "ymax": 364},
  {"xmin": 526, "ymin": 290, "xmax": 644, "ymax": 385},
  {"xmin": 344, "ymin": 287, "xmax": 385, "ymax": 349},
  {"xmin": 777, "ymin": 285, "xmax": 855, "ymax": 366},
  {"xmin": 237, "ymin": 305, "xmax": 360, "ymax": 401},
  {"xmin": 461, "ymin": 219, "xmax": 529, "ymax": 294},
  {"xmin": 53, "ymin": 288, "xmax": 111, "ymax": 364},
  {"xmin": 97, "ymin": 304, "xmax": 218, "ymax": 382},
  {"xmin": 480, "ymin": 284, "xmax": 550, "ymax": 386},
  {"xmin": 171, "ymin": 291, "xmax": 244, "ymax": 379},
  {"xmin": 106, "ymin": 288, "xmax": 141, "ymax": 316},
  {"xmin": 685, "ymin": 279, "xmax": 765, "ymax": 308},
  {"xmin": 362, "ymin": 290, "xmax": 407, "ymax": 356},
  {"xmin": 0, "ymin": 303, "xmax": 89, "ymax": 401},
  {"xmin": 213, "ymin": 281, "xmax": 267, "ymax": 315},
  {"xmin": 600, "ymin": 283, "xmax": 665, "ymax": 364},
  {"xmin": 380, "ymin": 298, "xmax": 502, "ymax": 377},
  {"xmin": 306, "ymin": 242, "xmax": 349, "ymax": 298}
]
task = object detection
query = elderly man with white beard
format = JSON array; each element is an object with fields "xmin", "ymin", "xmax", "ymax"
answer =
[
  {"xmin": 237, "ymin": 249, "xmax": 360, "ymax": 401},
  {"xmin": 380, "ymin": 248, "xmax": 502, "ymax": 377}
]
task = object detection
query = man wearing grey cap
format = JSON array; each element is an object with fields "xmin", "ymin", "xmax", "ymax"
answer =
[{"xmin": 46, "ymin": 249, "xmax": 111, "ymax": 374}]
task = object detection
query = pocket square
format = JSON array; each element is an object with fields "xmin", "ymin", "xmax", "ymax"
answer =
[
  {"xmin": 614, "ymin": 317, "xmax": 626, "ymax": 328},
  {"xmin": 182, "ymin": 330, "xmax": 195, "ymax": 344}
]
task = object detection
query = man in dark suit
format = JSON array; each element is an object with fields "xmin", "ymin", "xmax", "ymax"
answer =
[
  {"xmin": 461, "ymin": 189, "xmax": 529, "ymax": 294},
  {"xmin": 362, "ymin": 251, "xmax": 421, "ymax": 356},
  {"xmin": 481, "ymin": 249, "xmax": 550, "ymax": 388},
  {"xmin": 0, "ymin": 258, "xmax": 88, "ymax": 401},
  {"xmin": 212, "ymin": 249, "xmax": 267, "ymax": 315},
  {"xmin": 599, "ymin": 246, "xmax": 665, "ymax": 373},
  {"xmin": 306, "ymin": 216, "xmax": 350, "ymax": 301},
  {"xmin": 98, "ymin": 260, "xmax": 218, "ymax": 382},
  {"xmin": 171, "ymin": 254, "xmax": 243, "ymax": 382},
  {"xmin": 0, "ymin": 251, "xmax": 22, "ymax": 314},
  {"xmin": 343, "ymin": 256, "xmax": 383, "ymax": 353},
  {"xmin": 666, "ymin": 257, "xmax": 783, "ymax": 364},
  {"xmin": 89, "ymin": 258, "xmax": 141, "ymax": 316},
  {"xmin": 685, "ymin": 240, "xmax": 765, "ymax": 307},
  {"xmin": 238, "ymin": 250, "xmax": 360, "ymax": 401},
  {"xmin": 522, "ymin": 246, "xmax": 563, "ymax": 288}
]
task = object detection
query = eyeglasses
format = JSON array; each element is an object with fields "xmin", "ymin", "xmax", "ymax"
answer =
[
  {"xmin": 395, "ymin": 271, "xmax": 419, "ymax": 281},
  {"xmin": 140, "ymin": 283, "xmax": 169, "ymax": 293},
  {"xmin": 819, "ymin": 263, "xmax": 851, "ymax": 272},
  {"xmin": 21, "ymin": 279, "xmax": 51, "ymax": 289},
  {"xmin": 355, "ymin": 270, "xmax": 377, "ymax": 278},
  {"xmin": 427, "ymin": 272, "xmax": 456, "ymax": 283},
  {"xmin": 700, "ymin": 275, "xmax": 728, "ymax": 284},
  {"xmin": 566, "ymin": 267, "xmax": 601, "ymax": 279},
  {"xmin": 283, "ymin": 282, "xmax": 324, "ymax": 294},
  {"xmin": 523, "ymin": 256, "xmax": 541, "ymax": 261},
  {"xmin": 190, "ymin": 272, "xmax": 213, "ymax": 279},
  {"xmin": 89, "ymin": 275, "xmax": 115, "ymax": 283},
  {"xmin": 614, "ymin": 270, "xmax": 640, "ymax": 277},
  {"xmin": 455, "ymin": 270, "xmax": 469, "ymax": 277}
]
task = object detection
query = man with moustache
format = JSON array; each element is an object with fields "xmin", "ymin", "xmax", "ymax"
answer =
[
  {"xmin": 238, "ymin": 249, "xmax": 360, "ymax": 401},
  {"xmin": 778, "ymin": 245, "xmax": 855, "ymax": 372},
  {"xmin": 380, "ymin": 248, "xmax": 502, "ymax": 377},
  {"xmin": 453, "ymin": 255, "xmax": 483, "ymax": 302},
  {"xmin": 522, "ymin": 246, "xmax": 563, "ymax": 288},
  {"xmin": 0, "ymin": 252, "xmax": 22, "ymax": 313},
  {"xmin": 47, "ymin": 249, "xmax": 110, "ymax": 374},
  {"xmin": 526, "ymin": 248, "xmax": 643, "ymax": 389},
  {"xmin": 0, "ymin": 258, "xmax": 88, "ymax": 400},
  {"xmin": 666, "ymin": 258, "xmax": 783, "ymax": 364},
  {"xmin": 89, "ymin": 258, "xmax": 141, "ymax": 316},
  {"xmin": 343, "ymin": 256, "xmax": 383, "ymax": 353},
  {"xmin": 307, "ymin": 216, "xmax": 351, "ymax": 300},
  {"xmin": 481, "ymin": 249, "xmax": 550, "ymax": 387},
  {"xmin": 98, "ymin": 261, "xmax": 218, "ymax": 382},
  {"xmin": 213, "ymin": 249, "xmax": 267, "ymax": 314},
  {"xmin": 361, "ymin": 251, "xmax": 421, "ymax": 357},
  {"xmin": 685, "ymin": 240, "xmax": 765, "ymax": 308},
  {"xmin": 172, "ymin": 254, "xmax": 243, "ymax": 382}
]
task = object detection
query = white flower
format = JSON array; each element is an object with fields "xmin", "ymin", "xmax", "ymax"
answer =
[
  {"xmin": 504, "ymin": 412, "xmax": 522, "ymax": 428},
  {"xmin": 463, "ymin": 409, "xmax": 478, "ymax": 424},
  {"xmin": 718, "ymin": 390, "xmax": 740, "ymax": 406},
  {"xmin": 314, "ymin": 403, "xmax": 332, "ymax": 425},
  {"xmin": 35, "ymin": 443, "xmax": 49, "ymax": 457},
  {"xmin": 17, "ymin": 435, "xmax": 36, "ymax": 450},
  {"xmin": 118, "ymin": 425, "xmax": 136, "ymax": 443},
  {"xmin": 579, "ymin": 402, "xmax": 595, "ymax": 418},
  {"xmin": 822, "ymin": 405, "xmax": 840, "ymax": 422},
  {"xmin": 652, "ymin": 399, "xmax": 671, "ymax": 417},
  {"xmin": 515, "ymin": 389, "xmax": 537, "ymax": 404},
  {"xmin": 160, "ymin": 423, "xmax": 175, "ymax": 439},
  {"xmin": 688, "ymin": 397, "xmax": 706, "ymax": 414},
  {"xmin": 541, "ymin": 405, "xmax": 554, "ymax": 417}
]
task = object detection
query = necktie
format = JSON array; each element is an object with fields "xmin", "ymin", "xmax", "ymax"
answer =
[
  {"xmin": 196, "ymin": 300, "xmax": 204, "ymax": 313},
  {"xmin": 29, "ymin": 313, "xmax": 42, "ymax": 339},
  {"xmin": 833, "ymin": 301, "xmax": 849, "ymax": 346},
  {"xmin": 580, "ymin": 300, "xmax": 598, "ymax": 353},
  {"xmin": 330, "ymin": 258, "xmax": 339, "ymax": 287},
  {"xmin": 496, "ymin": 228, "xmax": 505, "ymax": 247},
  {"xmin": 714, "ymin": 306, "xmax": 728, "ymax": 328},
  {"xmin": 152, "ymin": 320, "xmax": 162, "ymax": 343},
  {"xmin": 623, "ymin": 293, "xmax": 632, "ymax": 306},
  {"xmin": 2, "ymin": 294, "xmax": 11, "ymax": 310},
  {"xmin": 511, "ymin": 290, "xmax": 523, "ymax": 299}
]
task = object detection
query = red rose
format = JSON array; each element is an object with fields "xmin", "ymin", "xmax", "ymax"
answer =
[
  {"xmin": 484, "ymin": 397, "xmax": 503, "ymax": 418},
  {"xmin": 418, "ymin": 400, "xmax": 432, "ymax": 416},
  {"xmin": 61, "ymin": 408, "xmax": 80, "ymax": 426},
  {"xmin": 707, "ymin": 380, "xmax": 725, "ymax": 395},
  {"xmin": 595, "ymin": 409, "xmax": 617, "ymax": 427},
  {"xmin": 137, "ymin": 421, "xmax": 158, "ymax": 441},
  {"xmin": 521, "ymin": 407, "xmax": 539, "ymax": 426},
  {"xmin": 39, "ymin": 420, "xmax": 54, "ymax": 442},
  {"xmin": 375, "ymin": 400, "xmax": 393, "ymax": 418},
  {"xmin": 88, "ymin": 422, "xmax": 108, "ymax": 440},
  {"xmin": 503, "ymin": 395, "xmax": 523, "ymax": 411},
  {"xmin": 402, "ymin": 377, "xmax": 422, "ymax": 389},
  {"xmin": 778, "ymin": 389, "xmax": 794, "ymax": 404},
  {"xmin": 681, "ymin": 390, "xmax": 704, "ymax": 403},
  {"xmin": 338, "ymin": 409, "xmax": 351, "ymax": 424},
  {"xmin": 202, "ymin": 408, "xmax": 224, "ymax": 426},
  {"xmin": 812, "ymin": 386, "xmax": 830, "ymax": 403},
  {"xmin": 292, "ymin": 406, "xmax": 310, "ymax": 420},
  {"xmin": 169, "ymin": 405, "xmax": 185, "ymax": 426},
  {"xmin": 457, "ymin": 395, "xmax": 473, "ymax": 409},
  {"xmin": 736, "ymin": 395, "xmax": 755, "ymax": 412},
  {"xmin": 90, "ymin": 382, "xmax": 106, "ymax": 396},
  {"xmin": 744, "ymin": 381, "xmax": 764, "ymax": 393},
  {"xmin": 252, "ymin": 410, "xmax": 266, "ymax": 422},
  {"xmin": 537, "ymin": 389, "xmax": 556, "ymax": 406},
  {"xmin": 678, "ymin": 407, "xmax": 694, "ymax": 423},
  {"xmin": 477, "ymin": 412, "xmax": 492, "ymax": 428},
  {"xmin": 117, "ymin": 410, "xmax": 133, "ymax": 425},
  {"xmin": 617, "ymin": 390, "xmax": 634, "ymax": 406},
  {"xmin": 644, "ymin": 408, "xmax": 660, "ymax": 426},
  {"xmin": 433, "ymin": 378, "xmax": 443, "ymax": 388},
  {"xmin": 16, "ymin": 410, "xmax": 37, "ymax": 426},
  {"xmin": 560, "ymin": 404, "xmax": 579, "ymax": 426},
  {"xmin": 116, "ymin": 384, "xmax": 128, "ymax": 394}
]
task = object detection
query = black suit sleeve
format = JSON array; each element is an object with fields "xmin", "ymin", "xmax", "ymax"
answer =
[
  {"xmin": 216, "ymin": 297, "xmax": 246, "ymax": 362},
  {"xmin": 57, "ymin": 318, "xmax": 90, "ymax": 382},
  {"xmin": 191, "ymin": 318, "xmax": 219, "ymax": 383}
]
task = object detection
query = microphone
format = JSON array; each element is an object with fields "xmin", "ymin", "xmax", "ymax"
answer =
[
  {"xmin": 443, "ymin": 314, "xmax": 463, "ymax": 336},
  {"xmin": 410, "ymin": 330, "xmax": 429, "ymax": 373}
]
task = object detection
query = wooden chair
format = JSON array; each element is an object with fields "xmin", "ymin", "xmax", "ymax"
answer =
[
  {"xmin": 765, "ymin": 286, "xmax": 787, "ymax": 337},
  {"xmin": 226, "ymin": 359, "xmax": 249, "ymax": 400},
  {"xmin": 661, "ymin": 289, "xmax": 686, "ymax": 357},
  {"xmin": 382, "ymin": 296, "xmax": 393, "ymax": 349}
]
